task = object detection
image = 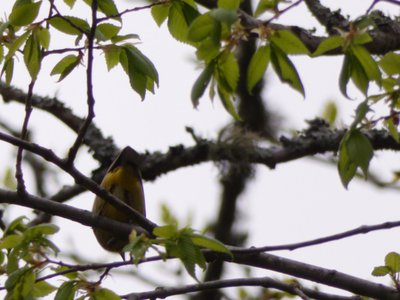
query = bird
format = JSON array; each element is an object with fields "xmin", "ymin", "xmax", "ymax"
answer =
[{"xmin": 92, "ymin": 146, "xmax": 146, "ymax": 252}]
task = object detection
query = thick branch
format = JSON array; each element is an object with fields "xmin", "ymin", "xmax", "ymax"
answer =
[
  {"xmin": 0, "ymin": 188, "xmax": 143, "ymax": 238},
  {"xmin": 240, "ymin": 12, "xmax": 400, "ymax": 55},
  {"xmin": 142, "ymin": 120, "xmax": 399, "ymax": 180},
  {"xmin": 230, "ymin": 252, "xmax": 399, "ymax": 299},
  {"xmin": 303, "ymin": 0, "xmax": 349, "ymax": 33},
  {"xmin": 125, "ymin": 275, "xmax": 361, "ymax": 300}
]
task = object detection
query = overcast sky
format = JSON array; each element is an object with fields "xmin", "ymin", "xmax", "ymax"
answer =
[{"xmin": 1, "ymin": 0, "xmax": 400, "ymax": 298}]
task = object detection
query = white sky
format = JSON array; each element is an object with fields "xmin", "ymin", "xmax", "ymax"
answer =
[{"xmin": 1, "ymin": 0, "xmax": 400, "ymax": 298}]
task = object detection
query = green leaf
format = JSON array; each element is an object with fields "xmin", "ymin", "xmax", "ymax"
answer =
[
  {"xmin": 53, "ymin": 266, "xmax": 78, "ymax": 280},
  {"xmin": 120, "ymin": 46, "xmax": 158, "ymax": 100},
  {"xmin": 270, "ymin": 43, "xmax": 304, "ymax": 97},
  {"xmin": 321, "ymin": 101, "xmax": 338, "ymax": 125},
  {"xmin": 103, "ymin": 45, "xmax": 121, "ymax": 71},
  {"xmin": 372, "ymin": 266, "xmax": 391, "ymax": 276},
  {"xmin": 191, "ymin": 61, "xmax": 215, "ymax": 107},
  {"xmin": 254, "ymin": 0, "xmax": 279, "ymax": 16},
  {"xmin": 247, "ymin": 45, "xmax": 271, "ymax": 93},
  {"xmin": 23, "ymin": 34, "xmax": 41, "ymax": 79},
  {"xmin": 218, "ymin": 86, "xmax": 241, "ymax": 121},
  {"xmin": 338, "ymin": 129, "xmax": 373, "ymax": 188},
  {"xmin": 9, "ymin": 1, "xmax": 42, "ymax": 26},
  {"xmin": 124, "ymin": 234, "xmax": 150, "ymax": 264},
  {"xmin": 382, "ymin": 77, "xmax": 398, "ymax": 93},
  {"xmin": 36, "ymin": 27, "xmax": 50, "ymax": 49},
  {"xmin": 191, "ymin": 234, "xmax": 232, "ymax": 255},
  {"xmin": 91, "ymin": 288, "xmax": 121, "ymax": 300},
  {"xmin": 5, "ymin": 216, "xmax": 27, "ymax": 234},
  {"xmin": 5, "ymin": 267, "xmax": 28, "ymax": 290},
  {"xmin": 5, "ymin": 31, "xmax": 30, "ymax": 61},
  {"xmin": 168, "ymin": 2, "xmax": 199, "ymax": 43},
  {"xmin": 2, "ymin": 58, "xmax": 14, "ymax": 85},
  {"xmin": 11, "ymin": 269, "xmax": 36, "ymax": 299},
  {"xmin": 0, "ymin": 45, "xmax": 3, "ymax": 65},
  {"xmin": 64, "ymin": 0, "xmax": 76, "ymax": 8},
  {"xmin": 187, "ymin": 13, "xmax": 215, "ymax": 42},
  {"xmin": 31, "ymin": 281, "xmax": 57, "ymax": 297},
  {"xmin": 98, "ymin": 0, "xmax": 119, "ymax": 18},
  {"xmin": 50, "ymin": 54, "xmax": 81, "ymax": 81},
  {"xmin": 176, "ymin": 234, "xmax": 202, "ymax": 281},
  {"xmin": 160, "ymin": 203, "xmax": 179, "ymax": 226},
  {"xmin": 96, "ymin": 23, "xmax": 120, "ymax": 41},
  {"xmin": 385, "ymin": 252, "xmax": 400, "ymax": 272},
  {"xmin": 346, "ymin": 130, "xmax": 373, "ymax": 176},
  {"xmin": 218, "ymin": 0, "xmax": 240, "ymax": 10},
  {"xmin": 270, "ymin": 30, "xmax": 309, "ymax": 55},
  {"xmin": 153, "ymin": 225, "xmax": 177, "ymax": 239},
  {"xmin": 210, "ymin": 8, "xmax": 238, "ymax": 25},
  {"xmin": 49, "ymin": 16, "xmax": 90, "ymax": 35},
  {"xmin": 151, "ymin": 3, "xmax": 171, "ymax": 27},
  {"xmin": 122, "ymin": 44, "xmax": 159, "ymax": 85},
  {"xmin": 338, "ymin": 133, "xmax": 357, "ymax": 189},
  {"xmin": 350, "ymin": 45, "xmax": 381, "ymax": 85},
  {"xmin": 216, "ymin": 51, "xmax": 239, "ymax": 92},
  {"xmin": 386, "ymin": 117, "xmax": 400, "ymax": 143},
  {"xmin": 0, "ymin": 234, "xmax": 23, "ymax": 249},
  {"xmin": 6, "ymin": 249, "xmax": 20, "ymax": 274},
  {"xmin": 350, "ymin": 53, "xmax": 369, "ymax": 96},
  {"xmin": 313, "ymin": 36, "xmax": 344, "ymax": 56},
  {"xmin": 339, "ymin": 54, "xmax": 351, "ymax": 98},
  {"xmin": 352, "ymin": 32, "xmax": 372, "ymax": 45},
  {"xmin": 111, "ymin": 34, "xmax": 140, "ymax": 43},
  {"xmin": 195, "ymin": 23, "xmax": 221, "ymax": 62},
  {"xmin": 2, "ymin": 167, "xmax": 16, "ymax": 189},
  {"xmin": 379, "ymin": 52, "xmax": 400, "ymax": 76},
  {"xmin": 24, "ymin": 223, "xmax": 59, "ymax": 239},
  {"xmin": 55, "ymin": 281, "xmax": 76, "ymax": 300},
  {"xmin": 351, "ymin": 100, "xmax": 370, "ymax": 129}
]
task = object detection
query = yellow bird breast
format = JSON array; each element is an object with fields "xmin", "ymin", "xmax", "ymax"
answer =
[{"xmin": 92, "ymin": 165, "xmax": 146, "ymax": 252}]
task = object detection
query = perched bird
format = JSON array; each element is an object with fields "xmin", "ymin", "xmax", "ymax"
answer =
[{"xmin": 92, "ymin": 146, "xmax": 146, "ymax": 252}]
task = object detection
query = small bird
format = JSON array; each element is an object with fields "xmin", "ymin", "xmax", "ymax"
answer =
[{"xmin": 92, "ymin": 146, "xmax": 146, "ymax": 252}]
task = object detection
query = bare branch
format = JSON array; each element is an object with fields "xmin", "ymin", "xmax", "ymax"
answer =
[
  {"xmin": 0, "ymin": 187, "xmax": 143, "ymax": 238},
  {"xmin": 16, "ymin": 80, "xmax": 36, "ymax": 194},
  {"xmin": 66, "ymin": 0, "xmax": 98, "ymax": 164},
  {"xmin": 0, "ymin": 81, "xmax": 118, "ymax": 171},
  {"xmin": 230, "ymin": 252, "xmax": 399, "ymax": 299},
  {"xmin": 0, "ymin": 131, "xmax": 156, "ymax": 232},
  {"xmin": 124, "ymin": 275, "xmax": 362, "ymax": 300},
  {"xmin": 234, "ymin": 219, "xmax": 400, "ymax": 253}
]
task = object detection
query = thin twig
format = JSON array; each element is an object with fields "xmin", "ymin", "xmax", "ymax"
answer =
[
  {"xmin": 265, "ymin": 0, "xmax": 304, "ymax": 24},
  {"xmin": 233, "ymin": 219, "xmax": 400, "ymax": 253},
  {"xmin": 16, "ymin": 80, "xmax": 36, "ymax": 194},
  {"xmin": 367, "ymin": 0, "xmax": 400, "ymax": 13},
  {"xmin": 0, "ymin": 131, "xmax": 156, "ymax": 232},
  {"xmin": 37, "ymin": 259, "xmax": 130, "ymax": 282},
  {"xmin": 67, "ymin": 0, "xmax": 98, "ymax": 164},
  {"xmin": 97, "ymin": 1, "xmax": 168, "ymax": 23}
]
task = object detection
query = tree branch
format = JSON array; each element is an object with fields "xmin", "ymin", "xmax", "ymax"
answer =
[
  {"xmin": 230, "ymin": 252, "xmax": 399, "ymax": 299},
  {"xmin": 66, "ymin": 0, "xmax": 98, "ymax": 164},
  {"xmin": 0, "ymin": 131, "xmax": 156, "ymax": 232},
  {"xmin": 0, "ymin": 81, "xmax": 118, "ymax": 173},
  {"xmin": 0, "ymin": 188, "xmax": 144, "ymax": 238},
  {"xmin": 142, "ymin": 119, "xmax": 399, "ymax": 180},
  {"xmin": 124, "ymin": 275, "xmax": 362, "ymax": 300},
  {"xmin": 234, "ymin": 219, "xmax": 400, "ymax": 253}
]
